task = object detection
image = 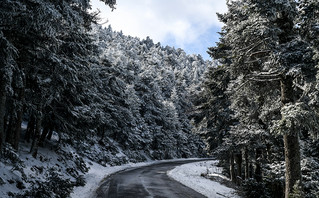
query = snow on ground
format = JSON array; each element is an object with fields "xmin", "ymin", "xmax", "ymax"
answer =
[
  {"xmin": 72, "ymin": 159, "xmax": 240, "ymax": 198},
  {"xmin": 1, "ymin": 122, "xmax": 238, "ymax": 198},
  {"xmin": 168, "ymin": 160, "xmax": 240, "ymax": 198},
  {"xmin": 71, "ymin": 160, "xmax": 155, "ymax": 198},
  {"xmin": 72, "ymin": 158, "xmax": 197, "ymax": 198}
]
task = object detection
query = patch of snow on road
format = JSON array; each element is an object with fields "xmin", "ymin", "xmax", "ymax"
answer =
[{"xmin": 168, "ymin": 160, "xmax": 240, "ymax": 198}]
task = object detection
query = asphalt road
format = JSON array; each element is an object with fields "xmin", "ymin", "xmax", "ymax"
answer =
[{"xmin": 95, "ymin": 160, "xmax": 207, "ymax": 198}]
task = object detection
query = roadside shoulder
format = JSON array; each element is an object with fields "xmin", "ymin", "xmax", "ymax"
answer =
[{"xmin": 167, "ymin": 160, "xmax": 241, "ymax": 198}]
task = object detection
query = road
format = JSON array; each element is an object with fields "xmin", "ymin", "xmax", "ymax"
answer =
[{"xmin": 95, "ymin": 160, "xmax": 207, "ymax": 198}]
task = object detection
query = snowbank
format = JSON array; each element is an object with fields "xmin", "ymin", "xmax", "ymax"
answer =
[
  {"xmin": 72, "ymin": 159, "xmax": 240, "ymax": 198},
  {"xmin": 72, "ymin": 158, "xmax": 195, "ymax": 198},
  {"xmin": 168, "ymin": 160, "xmax": 240, "ymax": 198},
  {"xmin": 70, "ymin": 160, "xmax": 154, "ymax": 198}
]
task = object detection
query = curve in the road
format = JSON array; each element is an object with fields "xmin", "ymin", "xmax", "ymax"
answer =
[{"xmin": 95, "ymin": 160, "xmax": 207, "ymax": 198}]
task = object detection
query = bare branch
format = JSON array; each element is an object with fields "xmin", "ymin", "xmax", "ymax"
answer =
[
  {"xmin": 247, "ymin": 77, "xmax": 281, "ymax": 82},
  {"xmin": 247, "ymin": 69, "xmax": 283, "ymax": 78},
  {"xmin": 244, "ymin": 59, "xmax": 260, "ymax": 64},
  {"xmin": 242, "ymin": 37, "xmax": 271, "ymax": 55},
  {"xmin": 233, "ymin": 80, "xmax": 250, "ymax": 92},
  {"xmin": 242, "ymin": 70, "xmax": 284, "ymax": 83},
  {"xmin": 249, "ymin": 50, "xmax": 271, "ymax": 58}
]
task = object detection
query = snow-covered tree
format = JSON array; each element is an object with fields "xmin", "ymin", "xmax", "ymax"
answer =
[
  {"xmin": 87, "ymin": 24, "xmax": 209, "ymax": 160},
  {"xmin": 0, "ymin": 31, "xmax": 17, "ymax": 153},
  {"xmin": 0, "ymin": 0, "xmax": 116, "ymax": 155},
  {"xmin": 192, "ymin": 66, "xmax": 233, "ymax": 152},
  {"xmin": 208, "ymin": 0, "xmax": 318, "ymax": 197},
  {"xmin": 1, "ymin": 0, "xmax": 207, "ymax": 164}
]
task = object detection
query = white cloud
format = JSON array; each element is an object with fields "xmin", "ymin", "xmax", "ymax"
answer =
[{"xmin": 91, "ymin": 0, "xmax": 227, "ymax": 58}]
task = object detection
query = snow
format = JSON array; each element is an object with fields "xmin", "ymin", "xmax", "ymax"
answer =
[
  {"xmin": 0, "ymin": 162, "xmax": 22, "ymax": 198},
  {"xmin": 71, "ymin": 160, "xmax": 155, "ymax": 198},
  {"xmin": 1, "ymin": 138, "xmax": 238, "ymax": 198},
  {"xmin": 1, "ymin": 122, "xmax": 238, "ymax": 198},
  {"xmin": 168, "ymin": 160, "xmax": 240, "ymax": 198},
  {"xmin": 71, "ymin": 159, "xmax": 240, "ymax": 198}
]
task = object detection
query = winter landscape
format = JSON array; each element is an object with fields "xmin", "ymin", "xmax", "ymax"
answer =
[{"xmin": 1, "ymin": 0, "xmax": 319, "ymax": 198}]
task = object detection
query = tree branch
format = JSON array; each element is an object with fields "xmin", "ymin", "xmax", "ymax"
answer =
[
  {"xmin": 249, "ymin": 50, "xmax": 271, "ymax": 58},
  {"xmin": 247, "ymin": 77, "xmax": 281, "ymax": 82}
]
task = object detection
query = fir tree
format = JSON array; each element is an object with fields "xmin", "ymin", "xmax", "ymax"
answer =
[{"xmin": 208, "ymin": 0, "xmax": 318, "ymax": 197}]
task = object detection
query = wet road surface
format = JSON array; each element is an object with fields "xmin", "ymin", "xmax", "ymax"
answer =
[{"xmin": 95, "ymin": 160, "xmax": 207, "ymax": 198}]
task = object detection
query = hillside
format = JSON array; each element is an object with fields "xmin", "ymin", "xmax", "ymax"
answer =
[{"xmin": 0, "ymin": 23, "xmax": 212, "ymax": 197}]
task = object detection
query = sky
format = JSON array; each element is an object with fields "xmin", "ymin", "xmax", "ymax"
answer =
[{"xmin": 90, "ymin": 0, "xmax": 227, "ymax": 60}]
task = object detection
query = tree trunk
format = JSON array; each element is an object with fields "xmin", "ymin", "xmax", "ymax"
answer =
[
  {"xmin": 5, "ymin": 88, "xmax": 24, "ymax": 150},
  {"xmin": 30, "ymin": 106, "xmax": 42, "ymax": 158},
  {"xmin": 229, "ymin": 151, "xmax": 236, "ymax": 183},
  {"xmin": 235, "ymin": 152, "xmax": 242, "ymax": 182},
  {"xmin": 284, "ymin": 134, "xmax": 301, "ymax": 198},
  {"xmin": 46, "ymin": 128, "xmax": 53, "ymax": 140},
  {"xmin": 12, "ymin": 108, "xmax": 23, "ymax": 150},
  {"xmin": 255, "ymin": 148, "xmax": 262, "ymax": 182},
  {"xmin": 249, "ymin": 163, "xmax": 254, "ymax": 179},
  {"xmin": 0, "ymin": 82, "xmax": 6, "ymax": 155},
  {"xmin": 39, "ymin": 125, "xmax": 49, "ymax": 146},
  {"xmin": 244, "ymin": 146, "xmax": 250, "ymax": 180},
  {"xmin": 5, "ymin": 69, "xmax": 25, "ymax": 151},
  {"xmin": 13, "ymin": 87, "xmax": 24, "ymax": 150},
  {"xmin": 5, "ymin": 115, "xmax": 14, "ymax": 145},
  {"xmin": 25, "ymin": 115, "xmax": 35, "ymax": 142},
  {"xmin": 280, "ymin": 76, "xmax": 302, "ymax": 198}
]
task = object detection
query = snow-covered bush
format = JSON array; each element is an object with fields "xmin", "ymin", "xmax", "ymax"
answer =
[{"xmin": 17, "ymin": 169, "xmax": 74, "ymax": 198}]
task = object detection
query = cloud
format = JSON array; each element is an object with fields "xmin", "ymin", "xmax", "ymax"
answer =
[{"xmin": 91, "ymin": 0, "xmax": 227, "ymax": 59}]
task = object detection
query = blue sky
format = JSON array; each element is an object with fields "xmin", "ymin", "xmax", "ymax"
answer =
[{"xmin": 90, "ymin": 0, "xmax": 227, "ymax": 60}]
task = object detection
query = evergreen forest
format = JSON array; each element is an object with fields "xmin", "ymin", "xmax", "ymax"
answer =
[{"xmin": 0, "ymin": 0, "xmax": 319, "ymax": 198}]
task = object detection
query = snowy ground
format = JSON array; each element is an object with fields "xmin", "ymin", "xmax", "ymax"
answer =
[
  {"xmin": 168, "ymin": 160, "xmax": 240, "ymax": 198},
  {"xmin": 71, "ymin": 160, "xmax": 155, "ymax": 198},
  {"xmin": 72, "ymin": 159, "xmax": 240, "ymax": 198},
  {"xmin": 1, "ymin": 123, "xmax": 239, "ymax": 198}
]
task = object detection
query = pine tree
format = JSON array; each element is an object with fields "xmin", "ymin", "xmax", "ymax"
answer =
[
  {"xmin": 192, "ymin": 66, "xmax": 233, "ymax": 152},
  {"xmin": 90, "ymin": 24, "xmax": 208, "ymax": 159},
  {"xmin": 208, "ymin": 0, "xmax": 318, "ymax": 197},
  {"xmin": 0, "ymin": 31, "xmax": 18, "ymax": 153},
  {"xmin": 0, "ymin": 0, "xmax": 116, "ymax": 154}
]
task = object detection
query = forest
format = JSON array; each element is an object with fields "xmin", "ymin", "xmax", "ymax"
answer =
[
  {"xmin": 0, "ymin": 0, "xmax": 319, "ymax": 198},
  {"xmin": 193, "ymin": 0, "xmax": 319, "ymax": 197},
  {"xmin": 0, "ymin": 0, "xmax": 208, "ymax": 196}
]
